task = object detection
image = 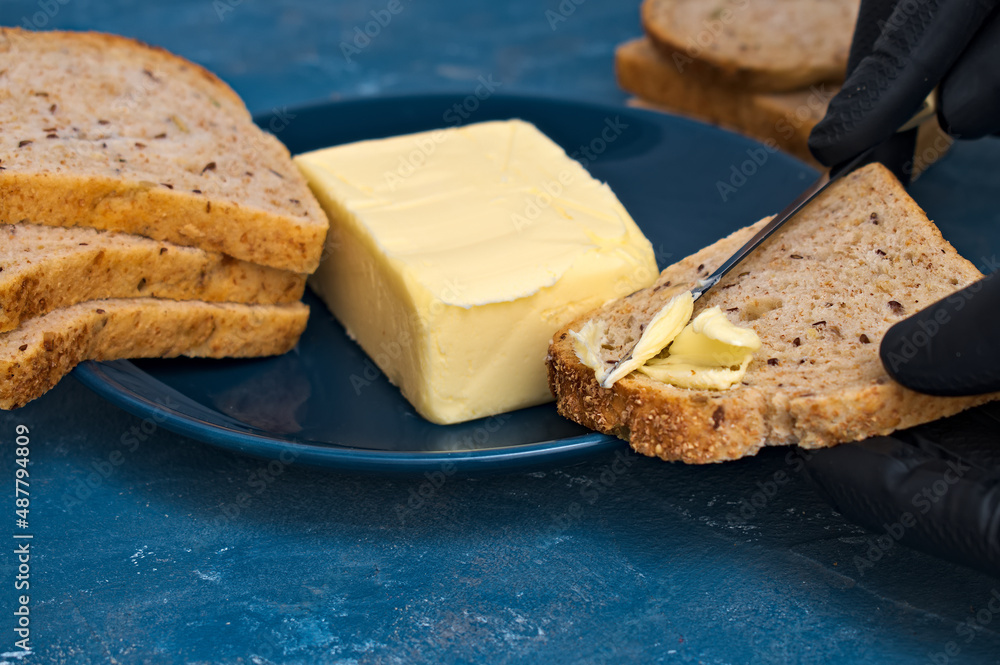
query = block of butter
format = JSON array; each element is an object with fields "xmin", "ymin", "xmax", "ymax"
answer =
[{"xmin": 294, "ymin": 119, "xmax": 657, "ymax": 424}]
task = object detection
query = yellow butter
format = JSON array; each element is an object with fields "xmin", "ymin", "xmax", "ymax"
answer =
[
  {"xmin": 294, "ymin": 119, "xmax": 658, "ymax": 424},
  {"xmin": 600, "ymin": 291, "xmax": 693, "ymax": 388},
  {"xmin": 640, "ymin": 355, "xmax": 753, "ymax": 390},
  {"xmin": 640, "ymin": 306, "xmax": 760, "ymax": 390},
  {"xmin": 569, "ymin": 319, "xmax": 610, "ymax": 386},
  {"xmin": 691, "ymin": 307, "xmax": 762, "ymax": 349},
  {"xmin": 666, "ymin": 307, "xmax": 761, "ymax": 367}
]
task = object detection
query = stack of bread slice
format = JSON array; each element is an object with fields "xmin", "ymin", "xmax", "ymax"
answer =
[
  {"xmin": 0, "ymin": 28, "xmax": 328, "ymax": 409},
  {"xmin": 618, "ymin": 0, "xmax": 949, "ymax": 172}
]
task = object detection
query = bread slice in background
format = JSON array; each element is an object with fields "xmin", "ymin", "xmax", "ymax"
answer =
[
  {"xmin": 0, "ymin": 223, "xmax": 306, "ymax": 333},
  {"xmin": 618, "ymin": 38, "xmax": 827, "ymax": 164},
  {"xmin": 617, "ymin": 38, "xmax": 953, "ymax": 175},
  {"xmin": 641, "ymin": 0, "xmax": 858, "ymax": 92},
  {"xmin": 0, "ymin": 28, "xmax": 327, "ymax": 273},
  {"xmin": 0, "ymin": 298, "xmax": 309, "ymax": 410},
  {"xmin": 547, "ymin": 164, "xmax": 996, "ymax": 464}
]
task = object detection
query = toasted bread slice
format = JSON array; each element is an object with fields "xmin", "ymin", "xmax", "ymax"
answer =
[
  {"xmin": 0, "ymin": 28, "xmax": 326, "ymax": 273},
  {"xmin": 617, "ymin": 38, "xmax": 953, "ymax": 175},
  {"xmin": 0, "ymin": 298, "xmax": 309, "ymax": 410},
  {"xmin": 546, "ymin": 164, "xmax": 996, "ymax": 463},
  {"xmin": 641, "ymin": 0, "xmax": 858, "ymax": 92},
  {"xmin": 0, "ymin": 223, "xmax": 306, "ymax": 333}
]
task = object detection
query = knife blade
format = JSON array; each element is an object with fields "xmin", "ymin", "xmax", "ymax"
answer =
[
  {"xmin": 688, "ymin": 146, "xmax": 877, "ymax": 301},
  {"xmin": 881, "ymin": 269, "xmax": 1000, "ymax": 396}
]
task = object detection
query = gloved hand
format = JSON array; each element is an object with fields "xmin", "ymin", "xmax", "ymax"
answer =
[
  {"xmin": 804, "ymin": 2, "xmax": 1000, "ymax": 568},
  {"xmin": 808, "ymin": 0, "xmax": 1000, "ymax": 397},
  {"xmin": 809, "ymin": 0, "xmax": 1000, "ymax": 182}
]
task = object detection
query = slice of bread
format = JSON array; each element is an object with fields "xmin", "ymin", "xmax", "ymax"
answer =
[
  {"xmin": 641, "ymin": 0, "xmax": 859, "ymax": 92},
  {"xmin": 546, "ymin": 163, "xmax": 997, "ymax": 463},
  {"xmin": 0, "ymin": 298, "xmax": 309, "ymax": 410},
  {"xmin": 618, "ymin": 38, "xmax": 829, "ymax": 165},
  {"xmin": 617, "ymin": 38, "xmax": 953, "ymax": 175},
  {"xmin": 0, "ymin": 223, "xmax": 306, "ymax": 333},
  {"xmin": 0, "ymin": 28, "xmax": 327, "ymax": 273}
]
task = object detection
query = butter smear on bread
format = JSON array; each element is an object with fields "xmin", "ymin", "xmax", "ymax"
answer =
[{"xmin": 572, "ymin": 291, "xmax": 761, "ymax": 390}]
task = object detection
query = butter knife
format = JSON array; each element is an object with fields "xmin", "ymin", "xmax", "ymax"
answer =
[{"xmin": 605, "ymin": 94, "xmax": 938, "ymax": 380}]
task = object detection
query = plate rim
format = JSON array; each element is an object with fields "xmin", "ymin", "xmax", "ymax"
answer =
[
  {"xmin": 73, "ymin": 358, "xmax": 622, "ymax": 473},
  {"xmin": 72, "ymin": 91, "xmax": 812, "ymax": 473}
]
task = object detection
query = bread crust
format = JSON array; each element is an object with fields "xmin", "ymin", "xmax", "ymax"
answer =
[
  {"xmin": 0, "ymin": 299, "xmax": 309, "ymax": 410},
  {"xmin": 0, "ymin": 223, "xmax": 306, "ymax": 333},
  {"xmin": 617, "ymin": 38, "xmax": 953, "ymax": 176},
  {"xmin": 616, "ymin": 38, "xmax": 823, "ymax": 166},
  {"xmin": 0, "ymin": 28, "xmax": 245, "ymax": 109},
  {"xmin": 546, "ymin": 164, "xmax": 997, "ymax": 463},
  {"xmin": 0, "ymin": 172, "xmax": 325, "ymax": 273}
]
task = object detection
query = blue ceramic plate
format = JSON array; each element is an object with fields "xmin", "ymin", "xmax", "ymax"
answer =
[{"xmin": 73, "ymin": 93, "xmax": 815, "ymax": 472}]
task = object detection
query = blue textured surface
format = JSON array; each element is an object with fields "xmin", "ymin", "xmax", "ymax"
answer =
[{"xmin": 1, "ymin": 1, "xmax": 1000, "ymax": 663}]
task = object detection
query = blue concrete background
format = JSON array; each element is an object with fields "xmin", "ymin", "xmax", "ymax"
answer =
[{"xmin": 2, "ymin": 1, "xmax": 1000, "ymax": 663}]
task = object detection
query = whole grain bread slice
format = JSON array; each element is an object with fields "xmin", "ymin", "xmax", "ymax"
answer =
[
  {"xmin": 617, "ymin": 38, "xmax": 831, "ymax": 165},
  {"xmin": 617, "ymin": 38, "xmax": 952, "ymax": 175},
  {"xmin": 0, "ymin": 28, "xmax": 327, "ymax": 273},
  {"xmin": 546, "ymin": 163, "xmax": 997, "ymax": 463},
  {"xmin": 641, "ymin": 0, "xmax": 859, "ymax": 92},
  {"xmin": 0, "ymin": 298, "xmax": 309, "ymax": 410},
  {"xmin": 0, "ymin": 223, "xmax": 306, "ymax": 333}
]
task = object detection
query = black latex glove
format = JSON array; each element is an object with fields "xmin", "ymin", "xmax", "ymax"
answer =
[
  {"xmin": 810, "ymin": 0, "xmax": 1000, "ymax": 178},
  {"xmin": 809, "ymin": 0, "xmax": 1000, "ymax": 397},
  {"xmin": 804, "ymin": 403, "xmax": 1000, "ymax": 577}
]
